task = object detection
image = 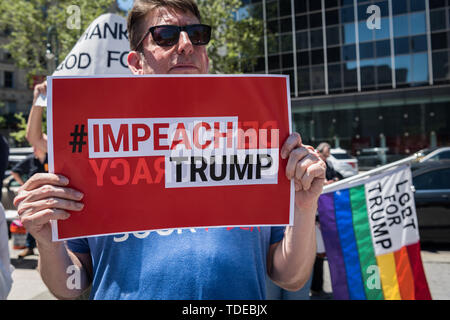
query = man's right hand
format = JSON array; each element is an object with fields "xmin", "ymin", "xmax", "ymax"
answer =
[
  {"xmin": 13, "ymin": 173, "xmax": 84, "ymax": 247},
  {"xmin": 33, "ymin": 81, "xmax": 47, "ymax": 106}
]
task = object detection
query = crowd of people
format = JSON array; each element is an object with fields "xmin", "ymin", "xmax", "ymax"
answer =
[{"xmin": 1, "ymin": 0, "xmax": 337, "ymax": 300}]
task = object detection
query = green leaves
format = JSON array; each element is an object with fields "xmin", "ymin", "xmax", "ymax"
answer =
[
  {"xmin": 198, "ymin": 0, "xmax": 263, "ymax": 74},
  {"xmin": 0, "ymin": 0, "xmax": 117, "ymax": 79}
]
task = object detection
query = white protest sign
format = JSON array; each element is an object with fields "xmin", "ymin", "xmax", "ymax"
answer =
[
  {"xmin": 38, "ymin": 13, "xmax": 131, "ymax": 107},
  {"xmin": 364, "ymin": 165, "xmax": 420, "ymax": 256}
]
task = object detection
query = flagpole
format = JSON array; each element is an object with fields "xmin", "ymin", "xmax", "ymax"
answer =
[{"xmin": 322, "ymin": 151, "xmax": 424, "ymax": 194}]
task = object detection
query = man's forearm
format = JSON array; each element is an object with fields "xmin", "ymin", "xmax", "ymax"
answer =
[
  {"xmin": 38, "ymin": 241, "xmax": 90, "ymax": 299},
  {"xmin": 269, "ymin": 204, "xmax": 317, "ymax": 291}
]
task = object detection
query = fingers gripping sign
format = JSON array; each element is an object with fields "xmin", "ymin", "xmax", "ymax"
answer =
[
  {"xmin": 281, "ymin": 133, "xmax": 326, "ymax": 210},
  {"xmin": 14, "ymin": 173, "xmax": 84, "ymax": 244}
]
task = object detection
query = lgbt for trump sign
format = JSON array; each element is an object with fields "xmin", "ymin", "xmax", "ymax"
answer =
[{"xmin": 318, "ymin": 165, "xmax": 431, "ymax": 300}]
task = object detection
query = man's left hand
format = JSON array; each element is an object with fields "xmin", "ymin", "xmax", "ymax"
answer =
[{"xmin": 281, "ymin": 132, "xmax": 326, "ymax": 210}]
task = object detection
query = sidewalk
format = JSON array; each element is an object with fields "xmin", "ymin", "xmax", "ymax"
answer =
[{"xmin": 7, "ymin": 239, "xmax": 56, "ymax": 300}]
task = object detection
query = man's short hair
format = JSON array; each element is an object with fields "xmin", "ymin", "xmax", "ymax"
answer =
[
  {"xmin": 316, "ymin": 142, "xmax": 331, "ymax": 153},
  {"xmin": 127, "ymin": 0, "xmax": 202, "ymax": 51}
]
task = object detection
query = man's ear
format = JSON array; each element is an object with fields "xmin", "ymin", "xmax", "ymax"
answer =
[{"xmin": 127, "ymin": 51, "xmax": 144, "ymax": 75}]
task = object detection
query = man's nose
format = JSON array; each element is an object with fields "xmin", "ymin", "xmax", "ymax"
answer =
[{"xmin": 177, "ymin": 31, "xmax": 194, "ymax": 55}]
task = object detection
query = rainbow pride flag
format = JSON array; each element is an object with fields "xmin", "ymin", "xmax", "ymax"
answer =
[{"xmin": 318, "ymin": 165, "xmax": 431, "ymax": 300}]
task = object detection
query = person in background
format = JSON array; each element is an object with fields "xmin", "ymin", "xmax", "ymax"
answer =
[
  {"xmin": 11, "ymin": 147, "xmax": 48, "ymax": 258},
  {"xmin": 310, "ymin": 142, "xmax": 338, "ymax": 299},
  {"xmin": 0, "ymin": 134, "xmax": 9, "ymax": 203}
]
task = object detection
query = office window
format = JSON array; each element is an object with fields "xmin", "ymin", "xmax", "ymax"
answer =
[
  {"xmin": 281, "ymin": 33, "xmax": 293, "ymax": 52},
  {"xmin": 267, "ymin": 20, "xmax": 279, "ymax": 33},
  {"xmin": 374, "ymin": 17, "xmax": 390, "ymax": 40},
  {"xmin": 394, "ymin": 15, "xmax": 409, "ymax": 37},
  {"xmin": 360, "ymin": 42, "xmax": 375, "ymax": 59},
  {"xmin": 344, "ymin": 62, "xmax": 358, "ymax": 87},
  {"xmin": 4, "ymin": 71, "xmax": 13, "ymax": 88},
  {"xmin": 297, "ymin": 51, "xmax": 310, "ymax": 66},
  {"xmin": 373, "ymin": 1, "xmax": 389, "ymax": 16},
  {"xmin": 266, "ymin": 0, "xmax": 278, "ymax": 17},
  {"xmin": 327, "ymin": 26, "xmax": 340, "ymax": 46},
  {"xmin": 343, "ymin": 44, "xmax": 356, "ymax": 60},
  {"xmin": 342, "ymin": 23, "xmax": 356, "ymax": 44},
  {"xmin": 310, "ymin": 29, "xmax": 323, "ymax": 48},
  {"xmin": 376, "ymin": 57, "xmax": 392, "ymax": 84},
  {"xmin": 327, "ymin": 47, "xmax": 341, "ymax": 62},
  {"xmin": 358, "ymin": 4, "xmax": 368, "ymax": 21},
  {"xmin": 295, "ymin": 0, "xmax": 307, "ymax": 14},
  {"xmin": 280, "ymin": 17, "xmax": 292, "ymax": 33},
  {"xmin": 298, "ymin": 67, "xmax": 311, "ymax": 92},
  {"xmin": 430, "ymin": 10, "xmax": 446, "ymax": 32},
  {"xmin": 279, "ymin": 0, "xmax": 291, "ymax": 17},
  {"xmin": 325, "ymin": 0, "xmax": 339, "ymax": 9},
  {"xmin": 360, "ymin": 60, "xmax": 375, "ymax": 86},
  {"xmin": 309, "ymin": 0, "xmax": 321, "ymax": 11},
  {"xmin": 392, "ymin": 0, "xmax": 407, "ymax": 15},
  {"xmin": 328, "ymin": 64, "xmax": 342, "ymax": 90},
  {"xmin": 254, "ymin": 57, "xmax": 265, "ymax": 72},
  {"xmin": 411, "ymin": 35, "xmax": 427, "ymax": 52},
  {"xmin": 429, "ymin": 0, "xmax": 447, "ymax": 9},
  {"xmin": 395, "ymin": 55, "xmax": 412, "ymax": 83},
  {"xmin": 432, "ymin": 32, "xmax": 448, "ymax": 50},
  {"xmin": 311, "ymin": 49, "xmax": 324, "ymax": 64},
  {"xmin": 359, "ymin": 21, "xmax": 373, "ymax": 42},
  {"xmin": 410, "ymin": 0, "xmax": 425, "ymax": 12},
  {"xmin": 395, "ymin": 37, "xmax": 410, "ymax": 54},
  {"xmin": 268, "ymin": 55, "xmax": 280, "ymax": 70},
  {"xmin": 341, "ymin": 6, "xmax": 355, "ymax": 23},
  {"xmin": 326, "ymin": 10, "xmax": 339, "ymax": 26},
  {"xmin": 432, "ymin": 51, "xmax": 449, "ymax": 79},
  {"xmin": 296, "ymin": 15, "xmax": 307, "ymax": 30},
  {"xmin": 410, "ymin": 12, "xmax": 426, "ymax": 35},
  {"xmin": 296, "ymin": 31, "xmax": 309, "ymax": 50},
  {"xmin": 412, "ymin": 53, "xmax": 428, "ymax": 83},
  {"xmin": 268, "ymin": 34, "xmax": 280, "ymax": 54},
  {"xmin": 311, "ymin": 65, "xmax": 325, "ymax": 91},
  {"xmin": 282, "ymin": 53, "xmax": 294, "ymax": 69},
  {"xmin": 376, "ymin": 40, "xmax": 391, "ymax": 57},
  {"xmin": 309, "ymin": 13, "xmax": 322, "ymax": 28}
]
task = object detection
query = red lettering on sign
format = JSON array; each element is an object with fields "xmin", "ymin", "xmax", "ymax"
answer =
[
  {"xmin": 154, "ymin": 123, "xmax": 169, "ymax": 150},
  {"xmin": 132, "ymin": 123, "xmax": 151, "ymax": 151},
  {"xmin": 103, "ymin": 124, "xmax": 129, "ymax": 152},
  {"xmin": 170, "ymin": 123, "xmax": 191, "ymax": 150},
  {"xmin": 193, "ymin": 122, "xmax": 212, "ymax": 150}
]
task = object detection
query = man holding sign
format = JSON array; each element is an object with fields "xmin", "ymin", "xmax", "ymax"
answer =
[{"xmin": 14, "ymin": 0, "xmax": 325, "ymax": 300}]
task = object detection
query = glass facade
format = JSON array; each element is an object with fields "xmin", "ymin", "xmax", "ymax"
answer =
[{"xmin": 243, "ymin": 0, "xmax": 450, "ymax": 162}]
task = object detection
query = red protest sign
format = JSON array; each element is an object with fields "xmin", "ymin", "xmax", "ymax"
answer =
[{"xmin": 47, "ymin": 75, "xmax": 293, "ymax": 240}]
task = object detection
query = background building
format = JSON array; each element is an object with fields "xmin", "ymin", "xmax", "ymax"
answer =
[
  {"xmin": 0, "ymin": 29, "xmax": 33, "ymax": 144},
  {"xmin": 244, "ymin": 0, "xmax": 450, "ymax": 168}
]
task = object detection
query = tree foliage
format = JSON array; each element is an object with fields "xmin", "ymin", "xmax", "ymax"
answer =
[
  {"xmin": 0, "ymin": 0, "xmax": 117, "ymax": 80},
  {"xmin": 198, "ymin": 0, "xmax": 263, "ymax": 74}
]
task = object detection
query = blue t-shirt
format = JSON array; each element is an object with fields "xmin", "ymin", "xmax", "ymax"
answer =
[{"xmin": 67, "ymin": 226, "xmax": 285, "ymax": 300}]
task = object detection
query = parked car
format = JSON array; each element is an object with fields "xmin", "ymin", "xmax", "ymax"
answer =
[
  {"xmin": 328, "ymin": 148, "xmax": 359, "ymax": 179},
  {"xmin": 356, "ymin": 147, "xmax": 389, "ymax": 170},
  {"xmin": 412, "ymin": 161, "xmax": 450, "ymax": 243},
  {"xmin": 417, "ymin": 146, "xmax": 450, "ymax": 163}
]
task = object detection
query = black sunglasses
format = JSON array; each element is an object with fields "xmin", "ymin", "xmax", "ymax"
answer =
[{"xmin": 136, "ymin": 24, "xmax": 211, "ymax": 50}]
